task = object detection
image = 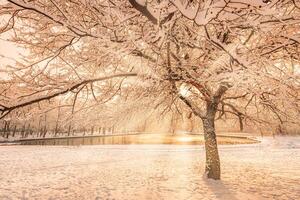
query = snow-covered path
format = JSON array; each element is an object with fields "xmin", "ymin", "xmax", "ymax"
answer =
[{"xmin": 0, "ymin": 137, "xmax": 299, "ymax": 200}]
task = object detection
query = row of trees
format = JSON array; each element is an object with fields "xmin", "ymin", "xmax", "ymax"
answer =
[
  {"xmin": 0, "ymin": 120, "xmax": 116, "ymax": 139},
  {"xmin": 0, "ymin": 0, "xmax": 299, "ymax": 179}
]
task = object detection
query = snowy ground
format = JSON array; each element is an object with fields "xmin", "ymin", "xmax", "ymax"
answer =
[{"xmin": 0, "ymin": 137, "xmax": 299, "ymax": 200}]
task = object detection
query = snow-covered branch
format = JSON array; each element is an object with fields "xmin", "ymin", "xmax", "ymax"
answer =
[{"xmin": 0, "ymin": 73, "xmax": 137, "ymax": 119}]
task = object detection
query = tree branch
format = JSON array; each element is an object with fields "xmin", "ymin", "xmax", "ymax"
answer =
[
  {"xmin": 179, "ymin": 95, "xmax": 205, "ymax": 118},
  {"xmin": 128, "ymin": 0, "xmax": 158, "ymax": 24},
  {"xmin": 0, "ymin": 72, "xmax": 137, "ymax": 119}
]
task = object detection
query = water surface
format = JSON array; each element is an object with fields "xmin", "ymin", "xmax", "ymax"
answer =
[{"xmin": 19, "ymin": 133, "xmax": 257, "ymax": 145}]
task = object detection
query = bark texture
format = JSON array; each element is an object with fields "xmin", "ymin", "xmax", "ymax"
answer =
[
  {"xmin": 201, "ymin": 101, "xmax": 221, "ymax": 180},
  {"xmin": 202, "ymin": 116, "xmax": 220, "ymax": 180}
]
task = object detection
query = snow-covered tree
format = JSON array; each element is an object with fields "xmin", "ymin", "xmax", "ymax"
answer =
[{"xmin": 1, "ymin": 0, "xmax": 299, "ymax": 179}]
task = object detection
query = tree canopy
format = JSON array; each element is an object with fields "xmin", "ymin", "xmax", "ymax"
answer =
[{"xmin": 0, "ymin": 0, "xmax": 299, "ymax": 126}]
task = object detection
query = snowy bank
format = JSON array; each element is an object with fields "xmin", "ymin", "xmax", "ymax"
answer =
[{"xmin": 0, "ymin": 137, "xmax": 299, "ymax": 200}]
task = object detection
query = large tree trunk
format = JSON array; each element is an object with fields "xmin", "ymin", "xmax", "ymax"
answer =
[
  {"xmin": 179, "ymin": 84, "xmax": 228, "ymax": 180},
  {"xmin": 201, "ymin": 115, "xmax": 220, "ymax": 180}
]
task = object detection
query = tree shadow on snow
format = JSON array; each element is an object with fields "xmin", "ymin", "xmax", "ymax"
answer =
[{"xmin": 203, "ymin": 178, "xmax": 239, "ymax": 200}]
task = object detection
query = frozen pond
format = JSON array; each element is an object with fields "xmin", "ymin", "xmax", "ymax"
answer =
[
  {"xmin": 16, "ymin": 133, "xmax": 257, "ymax": 145},
  {"xmin": 0, "ymin": 136, "xmax": 299, "ymax": 199}
]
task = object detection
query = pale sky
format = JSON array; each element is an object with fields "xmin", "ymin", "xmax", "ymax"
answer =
[
  {"xmin": 0, "ymin": 39, "xmax": 20, "ymax": 63},
  {"xmin": 0, "ymin": 27, "xmax": 26, "ymax": 69},
  {"xmin": 0, "ymin": 1, "xmax": 21, "ymax": 67}
]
